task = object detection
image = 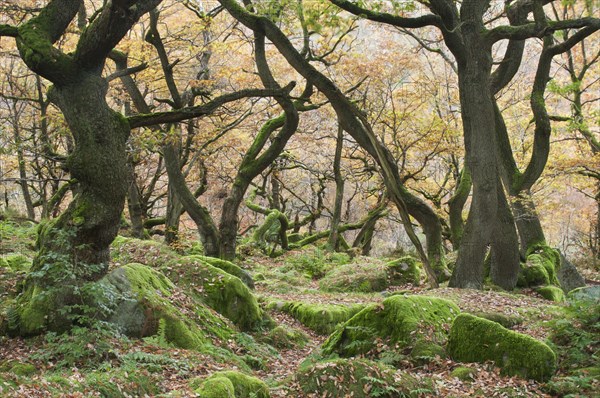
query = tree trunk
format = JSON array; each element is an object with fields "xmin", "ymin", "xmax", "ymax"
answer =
[
  {"xmin": 511, "ymin": 190, "xmax": 546, "ymax": 256},
  {"xmin": 450, "ymin": 5, "xmax": 519, "ymax": 289},
  {"xmin": 328, "ymin": 126, "xmax": 345, "ymax": 251},
  {"xmin": 126, "ymin": 161, "xmax": 146, "ymax": 239},
  {"xmin": 448, "ymin": 166, "xmax": 471, "ymax": 250},
  {"xmin": 164, "ymin": 182, "xmax": 183, "ymax": 244},
  {"xmin": 14, "ymin": 73, "xmax": 129, "ymax": 335}
]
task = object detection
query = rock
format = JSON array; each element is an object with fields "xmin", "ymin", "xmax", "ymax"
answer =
[
  {"xmin": 188, "ymin": 255, "xmax": 254, "ymax": 289},
  {"xmin": 322, "ymin": 295, "xmax": 460, "ymax": 357},
  {"xmin": 447, "ymin": 313, "xmax": 557, "ymax": 381},
  {"xmin": 450, "ymin": 366, "xmax": 476, "ymax": 381},
  {"xmin": 556, "ymin": 253, "xmax": 585, "ymax": 292},
  {"xmin": 110, "ymin": 236, "xmax": 179, "ymax": 268},
  {"xmin": 264, "ymin": 325, "xmax": 309, "ymax": 349},
  {"xmin": 469, "ymin": 312, "xmax": 523, "ymax": 329},
  {"xmin": 191, "ymin": 371, "xmax": 270, "ymax": 398},
  {"xmin": 164, "ymin": 256, "xmax": 263, "ymax": 331},
  {"xmin": 536, "ymin": 285, "xmax": 565, "ymax": 303},
  {"xmin": 567, "ymin": 286, "xmax": 600, "ymax": 303},
  {"xmin": 270, "ymin": 301, "xmax": 364, "ymax": 335},
  {"xmin": 386, "ymin": 256, "xmax": 421, "ymax": 285}
]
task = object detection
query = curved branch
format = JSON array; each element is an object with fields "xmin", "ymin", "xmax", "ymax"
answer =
[{"xmin": 328, "ymin": 0, "xmax": 441, "ymax": 29}]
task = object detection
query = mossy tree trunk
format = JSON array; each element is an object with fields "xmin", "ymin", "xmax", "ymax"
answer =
[
  {"xmin": 4, "ymin": 0, "xmax": 164, "ymax": 336},
  {"xmin": 448, "ymin": 166, "xmax": 471, "ymax": 250}
]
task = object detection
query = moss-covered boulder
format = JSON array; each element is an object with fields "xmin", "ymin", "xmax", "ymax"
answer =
[
  {"xmin": 187, "ymin": 255, "xmax": 254, "ymax": 289},
  {"xmin": 322, "ymin": 295, "xmax": 459, "ymax": 357},
  {"xmin": 567, "ymin": 286, "xmax": 600, "ymax": 303},
  {"xmin": 517, "ymin": 245, "xmax": 584, "ymax": 292},
  {"xmin": 110, "ymin": 236, "xmax": 179, "ymax": 268},
  {"xmin": 386, "ymin": 256, "xmax": 421, "ymax": 285},
  {"xmin": 319, "ymin": 258, "xmax": 413, "ymax": 293},
  {"xmin": 447, "ymin": 313, "xmax": 557, "ymax": 381},
  {"xmin": 164, "ymin": 256, "xmax": 263, "ymax": 331},
  {"xmin": 537, "ymin": 285, "xmax": 565, "ymax": 303},
  {"xmin": 264, "ymin": 325, "xmax": 309, "ymax": 349},
  {"xmin": 102, "ymin": 263, "xmax": 235, "ymax": 349},
  {"xmin": 294, "ymin": 358, "xmax": 421, "ymax": 398},
  {"xmin": 192, "ymin": 371, "xmax": 270, "ymax": 398},
  {"xmin": 270, "ymin": 301, "xmax": 365, "ymax": 335},
  {"xmin": 469, "ymin": 312, "xmax": 523, "ymax": 329}
]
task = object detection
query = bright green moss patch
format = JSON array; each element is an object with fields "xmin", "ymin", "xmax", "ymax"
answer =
[
  {"xmin": 386, "ymin": 256, "xmax": 421, "ymax": 285},
  {"xmin": 164, "ymin": 256, "xmax": 263, "ymax": 331},
  {"xmin": 191, "ymin": 371, "xmax": 270, "ymax": 398},
  {"xmin": 195, "ymin": 376, "xmax": 235, "ymax": 398},
  {"xmin": 409, "ymin": 340, "xmax": 446, "ymax": 365},
  {"xmin": 295, "ymin": 358, "xmax": 422, "ymax": 398},
  {"xmin": 447, "ymin": 313, "xmax": 557, "ymax": 381},
  {"xmin": 450, "ymin": 366, "xmax": 476, "ymax": 381},
  {"xmin": 322, "ymin": 295, "xmax": 459, "ymax": 357},
  {"xmin": 537, "ymin": 285, "xmax": 565, "ymax": 303},
  {"xmin": 469, "ymin": 312, "xmax": 524, "ymax": 329},
  {"xmin": 518, "ymin": 245, "xmax": 560, "ymax": 288},
  {"xmin": 270, "ymin": 301, "xmax": 365, "ymax": 335}
]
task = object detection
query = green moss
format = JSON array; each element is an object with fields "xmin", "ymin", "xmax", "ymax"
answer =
[
  {"xmin": 195, "ymin": 376, "xmax": 235, "ymax": 398},
  {"xmin": 9, "ymin": 363, "xmax": 36, "ymax": 376},
  {"xmin": 164, "ymin": 256, "xmax": 263, "ymax": 331},
  {"xmin": 518, "ymin": 245, "xmax": 560, "ymax": 288},
  {"xmin": 295, "ymin": 358, "xmax": 421, "ymax": 398},
  {"xmin": 10, "ymin": 284, "xmax": 54, "ymax": 336},
  {"xmin": 272, "ymin": 301, "xmax": 365, "ymax": 335},
  {"xmin": 450, "ymin": 366, "xmax": 476, "ymax": 381},
  {"xmin": 469, "ymin": 312, "xmax": 523, "ymax": 329},
  {"xmin": 192, "ymin": 371, "xmax": 270, "ymax": 398},
  {"xmin": 188, "ymin": 255, "xmax": 254, "ymax": 289},
  {"xmin": 409, "ymin": 341, "xmax": 446, "ymax": 365},
  {"xmin": 386, "ymin": 256, "xmax": 421, "ymax": 285},
  {"xmin": 537, "ymin": 285, "xmax": 565, "ymax": 302},
  {"xmin": 447, "ymin": 313, "xmax": 557, "ymax": 381},
  {"xmin": 322, "ymin": 295, "xmax": 460, "ymax": 357},
  {"xmin": 264, "ymin": 325, "xmax": 309, "ymax": 349}
]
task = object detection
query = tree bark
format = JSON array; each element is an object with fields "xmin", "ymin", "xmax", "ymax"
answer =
[{"xmin": 327, "ymin": 126, "xmax": 345, "ymax": 251}]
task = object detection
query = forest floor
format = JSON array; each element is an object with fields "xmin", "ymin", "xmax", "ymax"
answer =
[{"xmin": 0, "ymin": 220, "xmax": 598, "ymax": 397}]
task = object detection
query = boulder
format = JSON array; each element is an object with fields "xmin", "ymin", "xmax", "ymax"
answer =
[
  {"xmin": 447, "ymin": 313, "xmax": 556, "ymax": 381},
  {"xmin": 322, "ymin": 295, "xmax": 459, "ymax": 357},
  {"xmin": 270, "ymin": 301, "xmax": 365, "ymax": 335},
  {"xmin": 192, "ymin": 371, "xmax": 270, "ymax": 398}
]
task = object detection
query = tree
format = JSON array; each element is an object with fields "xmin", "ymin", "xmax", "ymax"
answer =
[{"xmin": 326, "ymin": 0, "xmax": 599, "ymax": 289}]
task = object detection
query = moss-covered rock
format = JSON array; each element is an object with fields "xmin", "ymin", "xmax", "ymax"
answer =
[
  {"xmin": 187, "ymin": 255, "xmax": 254, "ymax": 289},
  {"xmin": 567, "ymin": 286, "xmax": 600, "ymax": 303},
  {"xmin": 195, "ymin": 376, "xmax": 235, "ymax": 398},
  {"xmin": 271, "ymin": 301, "xmax": 365, "ymax": 335},
  {"xmin": 469, "ymin": 312, "xmax": 523, "ymax": 329},
  {"xmin": 319, "ymin": 259, "xmax": 402, "ymax": 293},
  {"xmin": 450, "ymin": 366, "xmax": 476, "ymax": 381},
  {"xmin": 409, "ymin": 341, "xmax": 446, "ymax": 365},
  {"xmin": 101, "ymin": 263, "xmax": 235, "ymax": 350},
  {"xmin": 518, "ymin": 245, "xmax": 561, "ymax": 288},
  {"xmin": 192, "ymin": 371, "xmax": 270, "ymax": 398},
  {"xmin": 264, "ymin": 325, "xmax": 309, "ymax": 349},
  {"xmin": 295, "ymin": 358, "xmax": 421, "ymax": 398},
  {"xmin": 447, "ymin": 313, "xmax": 557, "ymax": 381},
  {"xmin": 537, "ymin": 285, "xmax": 565, "ymax": 303},
  {"xmin": 386, "ymin": 256, "xmax": 421, "ymax": 285},
  {"xmin": 110, "ymin": 236, "xmax": 179, "ymax": 268},
  {"xmin": 322, "ymin": 295, "xmax": 459, "ymax": 357},
  {"xmin": 164, "ymin": 256, "xmax": 263, "ymax": 331}
]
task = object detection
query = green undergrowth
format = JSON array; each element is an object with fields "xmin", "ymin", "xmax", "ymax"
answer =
[
  {"xmin": 281, "ymin": 246, "xmax": 351, "ymax": 279},
  {"xmin": 544, "ymin": 298, "xmax": 600, "ymax": 396},
  {"xmin": 110, "ymin": 236, "xmax": 180, "ymax": 268}
]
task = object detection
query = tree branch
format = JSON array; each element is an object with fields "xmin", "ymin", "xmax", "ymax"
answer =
[
  {"xmin": 127, "ymin": 85, "xmax": 294, "ymax": 128},
  {"xmin": 328, "ymin": 0, "xmax": 441, "ymax": 28},
  {"xmin": 0, "ymin": 24, "xmax": 18, "ymax": 37},
  {"xmin": 486, "ymin": 17, "xmax": 600, "ymax": 42}
]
